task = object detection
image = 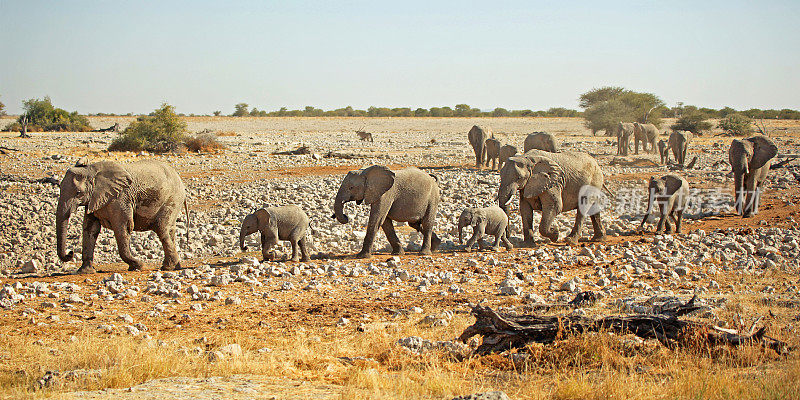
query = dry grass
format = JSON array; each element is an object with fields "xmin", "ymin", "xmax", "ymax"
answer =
[
  {"xmin": 184, "ymin": 133, "xmax": 227, "ymax": 153},
  {"xmin": 1, "ymin": 314, "xmax": 797, "ymax": 399}
]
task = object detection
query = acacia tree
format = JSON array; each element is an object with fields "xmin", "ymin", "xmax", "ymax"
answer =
[
  {"xmin": 0, "ymin": 95, "xmax": 5, "ymax": 116},
  {"xmin": 579, "ymin": 86, "xmax": 665, "ymax": 135},
  {"xmin": 232, "ymin": 103, "xmax": 249, "ymax": 117}
]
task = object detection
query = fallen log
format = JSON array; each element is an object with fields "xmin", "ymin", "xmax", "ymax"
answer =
[
  {"xmin": 458, "ymin": 297, "xmax": 790, "ymax": 356},
  {"xmin": 0, "ymin": 146, "xmax": 20, "ymax": 154}
]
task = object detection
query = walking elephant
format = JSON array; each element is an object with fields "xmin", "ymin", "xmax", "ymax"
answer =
[
  {"xmin": 523, "ymin": 132, "xmax": 558, "ymax": 153},
  {"xmin": 633, "ymin": 122, "xmax": 659, "ymax": 154},
  {"xmin": 729, "ymin": 135, "xmax": 778, "ymax": 217},
  {"xmin": 332, "ymin": 165, "xmax": 440, "ymax": 258},
  {"xmin": 56, "ymin": 159, "xmax": 188, "ymax": 274},
  {"xmin": 485, "ymin": 138, "xmax": 502, "ymax": 170},
  {"xmin": 668, "ymin": 131, "xmax": 693, "ymax": 166},
  {"xmin": 640, "ymin": 174, "xmax": 689, "ymax": 234},
  {"xmin": 468, "ymin": 125, "xmax": 491, "ymax": 168},
  {"xmin": 498, "ymin": 150, "xmax": 607, "ymax": 246},
  {"xmin": 616, "ymin": 122, "xmax": 634, "ymax": 156}
]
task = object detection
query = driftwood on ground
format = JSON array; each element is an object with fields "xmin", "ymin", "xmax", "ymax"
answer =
[
  {"xmin": 458, "ymin": 296, "xmax": 790, "ymax": 356},
  {"xmin": 92, "ymin": 123, "xmax": 120, "ymax": 133},
  {"xmin": 0, "ymin": 146, "xmax": 20, "ymax": 155}
]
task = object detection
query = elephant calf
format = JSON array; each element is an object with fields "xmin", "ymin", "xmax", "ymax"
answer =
[
  {"xmin": 498, "ymin": 145, "xmax": 518, "ymax": 170},
  {"xmin": 240, "ymin": 205, "xmax": 310, "ymax": 262},
  {"xmin": 640, "ymin": 174, "xmax": 689, "ymax": 234},
  {"xmin": 485, "ymin": 138, "xmax": 502, "ymax": 170},
  {"xmin": 458, "ymin": 206, "xmax": 512, "ymax": 251},
  {"xmin": 657, "ymin": 139, "xmax": 669, "ymax": 165}
]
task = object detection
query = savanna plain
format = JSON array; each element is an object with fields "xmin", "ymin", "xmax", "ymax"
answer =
[{"xmin": 0, "ymin": 116, "xmax": 799, "ymax": 399}]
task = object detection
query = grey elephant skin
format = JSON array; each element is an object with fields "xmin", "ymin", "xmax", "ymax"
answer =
[
  {"xmin": 240, "ymin": 205, "xmax": 310, "ymax": 262},
  {"xmin": 616, "ymin": 122, "xmax": 634, "ymax": 156},
  {"xmin": 657, "ymin": 139, "xmax": 670, "ymax": 164},
  {"xmin": 498, "ymin": 150, "xmax": 606, "ymax": 246},
  {"xmin": 468, "ymin": 125, "xmax": 491, "ymax": 168},
  {"xmin": 633, "ymin": 122, "xmax": 658, "ymax": 154},
  {"xmin": 56, "ymin": 159, "xmax": 188, "ymax": 274},
  {"xmin": 333, "ymin": 165, "xmax": 440, "ymax": 258},
  {"xmin": 668, "ymin": 131, "xmax": 693, "ymax": 165},
  {"xmin": 523, "ymin": 132, "xmax": 558, "ymax": 153},
  {"xmin": 458, "ymin": 206, "xmax": 512, "ymax": 251},
  {"xmin": 640, "ymin": 174, "xmax": 689, "ymax": 233},
  {"xmin": 729, "ymin": 134, "xmax": 778, "ymax": 217},
  {"xmin": 484, "ymin": 138, "xmax": 502, "ymax": 170},
  {"xmin": 498, "ymin": 144, "xmax": 518, "ymax": 170}
]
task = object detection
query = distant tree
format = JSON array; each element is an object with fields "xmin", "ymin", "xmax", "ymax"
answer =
[
  {"xmin": 492, "ymin": 107, "xmax": 510, "ymax": 117},
  {"xmin": 414, "ymin": 107, "xmax": 429, "ymax": 117},
  {"xmin": 718, "ymin": 107, "xmax": 737, "ymax": 118},
  {"xmin": 579, "ymin": 86, "xmax": 665, "ymax": 135},
  {"xmin": 670, "ymin": 110, "xmax": 713, "ymax": 134},
  {"xmin": 779, "ymin": 109, "xmax": 800, "ymax": 119},
  {"xmin": 0, "ymin": 95, "xmax": 5, "ymax": 116},
  {"xmin": 718, "ymin": 113, "xmax": 753, "ymax": 136},
  {"xmin": 232, "ymin": 103, "xmax": 249, "ymax": 117},
  {"xmin": 213, "ymin": 110, "xmax": 221, "ymax": 116},
  {"xmin": 454, "ymin": 104, "xmax": 472, "ymax": 117},
  {"xmin": 3, "ymin": 96, "xmax": 91, "ymax": 132}
]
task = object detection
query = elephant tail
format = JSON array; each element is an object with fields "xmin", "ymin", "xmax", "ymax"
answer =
[
  {"xmin": 602, "ymin": 183, "xmax": 615, "ymax": 198},
  {"xmin": 183, "ymin": 198, "xmax": 190, "ymax": 249}
]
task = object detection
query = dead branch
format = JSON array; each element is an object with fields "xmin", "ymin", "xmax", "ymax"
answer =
[
  {"xmin": 0, "ymin": 146, "xmax": 20, "ymax": 155},
  {"xmin": 458, "ymin": 298, "xmax": 791, "ymax": 356},
  {"xmin": 272, "ymin": 146, "xmax": 312, "ymax": 155}
]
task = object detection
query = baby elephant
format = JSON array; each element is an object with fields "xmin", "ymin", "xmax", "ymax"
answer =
[
  {"xmin": 640, "ymin": 174, "xmax": 689, "ymax": 234},
  {"xmin": 458, "ymin": 206, "xmax": 513, "ymax": 251},
  {"xmin": 657, "ymin": 139, "xmax": 669, "ymax": 165},
  {"xmin": 239, "ymin": 205, "xmax": 310, "ymax": 262}
]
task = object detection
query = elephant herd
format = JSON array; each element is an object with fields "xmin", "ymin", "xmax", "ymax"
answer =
[
  {"xmin": 615, "ymin": 121, "xmax": 693, "ymax": 167},
  {"xmin": 53, "ymin": 126, "xmax": 779, "ymax": 274}
]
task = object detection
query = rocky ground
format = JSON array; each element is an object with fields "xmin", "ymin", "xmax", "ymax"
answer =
[{"xmin": 0, "ymin": 116, "xmax": 799, "ymax": 399}]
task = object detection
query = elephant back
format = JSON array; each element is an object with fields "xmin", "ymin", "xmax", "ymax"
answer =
[{"xmin": 521, "ymin": 150, "xmax": 604, "ymax": 212}]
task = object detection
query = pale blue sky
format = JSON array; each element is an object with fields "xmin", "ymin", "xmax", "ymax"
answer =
[{"xmin": 1, "ymin": 0, "xmax": 798, "ymax": 114}]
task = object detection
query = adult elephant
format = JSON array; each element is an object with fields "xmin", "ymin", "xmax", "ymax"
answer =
[
  {"xmin": 468, "ymin": 125, "xmax": 491, "ymax": 168},
  {"xmin": 729, "ymin": 135, "xmax": 778, "ymax": 217},
  {"xmin": 523, "ymin": 132, "xmax": 558, "ymax": 153},
  {"xmin": 668, "ymin": 131, "xmax": 693, "ymax": 165},
  {"xmin": 633, "ymin": 122, "xmax": 659, "ymax": 154},
  {"xmin": 332, "ymin": 165, "xmax": 440, "ymax": 258},
  {"xmin": 56, "ymin": 159, "xmax": 188, "ymax": 274},
  {"xmin": 616, "ymin": 122, "xmax": 634, "ymax": 156},
  {"xmin": 498, "ymin": 150, "xmax": 607, "ymax": 246}
]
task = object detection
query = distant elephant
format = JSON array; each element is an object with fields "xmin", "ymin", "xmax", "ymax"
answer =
[
  {"xmin": 616, "ymin": 122, "xmax": 634, "ymax": 156},
  {"xmin": 56, "ymin": 159, "xmax": 188, "ymax": 274},
  {"xmin": 498, "ymin": 150, "xmax": 606, "ymax": 246},
  {"xmin": 729, "ymin": 135, "xmax": 778, "ymax": 217},
  {"xmin": 640, "ymin": 174, "xmax": 689, "ymax": 234},
  {"xmin": 468, "ymin": 125, "xmax": 491, "ymax": 168},
  {"xmin": 498, "ymin": 144, "xmax": 518, "ymax": 170},
  {"xmin": 668, "ymin": 131, "xmax": 693, "ymax": 165},
  {"xmin": 239, "ymin": 205, "xmax": 310, "ymax": 262},
  {"xmin": 457, "ymin": 206, "xmax": 512, "ymax": 251},
  {"xmin": 657, "ymin": 139, "xmax": 670, "ymax": 165},
  {"xmin": 633, "ymin": 122, "xmax": 659, "ymax": 154},
  {"xmin": 333, "ymin": 165, "xmax": 440, "ymax": 258},
  {"xmin": 523, "ymin": 132, "xmax": 558, "ymax": 153},
  {"xmin": 484, "ymin": 138, "xmax": 502, "ymax": 170}
]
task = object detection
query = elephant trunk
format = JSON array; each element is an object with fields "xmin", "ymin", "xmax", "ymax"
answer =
[
  {"xmin": 732, "ymin": 158, "xmax": 747, "ymax": 215},
  {"xmin": 458, "ymin": 219, "xmax": 466, "ymax": 245},
  {"xmin": 239, "ymin": 227, "xmax": 248, "ymax": 251},
  {"xmin": 333, "ymin": 189, "xmax": 350, "ymax": 224},
  {"xmin": 640, "ymin": 188, "xmax": 655, "ymax": 229},
  {"xmin": 56, "ymin": 197, "xmax": 76, "ymax": 262},
  {"xmin": 497, "ymin": 181, "xmax": 518, "ymax": 213}
]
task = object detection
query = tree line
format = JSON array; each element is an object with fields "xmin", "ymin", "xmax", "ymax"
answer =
[{"xmin": 228, "ymin": 103, "xmax": 581, "ymax": 118}]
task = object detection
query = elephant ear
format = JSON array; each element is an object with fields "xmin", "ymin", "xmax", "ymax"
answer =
[
  {"xmin": 363, "ymin": 165, "xmax": 395, "ymax": 205},
  {"xmin": 748, "ymin": 135, "xmax": 778, "ymax": 170},
  {"xmin": 254, "ymin": 209, "xmax": 271, "ymax": 231},
  {"xmin": 522, "ymin": 156, "xmax": 564, "ymax": 199},
  {"xmin": 87, "ymin": 162, "xmax": 133, "ymax": 214}
]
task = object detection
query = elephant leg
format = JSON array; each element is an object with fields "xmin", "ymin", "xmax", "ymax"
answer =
[
  {"xmin": 417, "ymin": 214, "xmax": 438, "ymax": 255},
  {"xmin": 464, "ymin": 229, "xmax": 480, "ymax": 250},
  {"xmin": 289, "ymin": 240, "xmax": 300, "ymax": 262},
  {"xmin": 112, "ymin": 223, "xmax": 143, "ymax": 272},
  {"xmin": 634, "ymin": 138, "xmax": 639, "ymax": 155},
  {"xmin": 357, "ymin": 206, "xmax": 388, "ymax": 258},
  {"xmin": 655, "ymin": 212, "xmax": 667, "ymax": 233},
  {"xmin": 538, "ymin": 194, "xmax": 561, "ymax": 243},
  {"xmin": 565, "ymin": 210, "xmax": 584, "ymax": 245},
  {"xmin": 675, "ymin": 209, "xmax": 684, "ymax": 233},
  {"xmin": 381, "ymin": 219, "xmax": 404, "ymax": 255},
  {"xmin": 77, "ymin": 214, "xmax": 102, "ymax": 274},
  {"xmin": 520, "ymin": 200, "xmax": 536, "ymax": 246},
  {"xmin": 156, "ymin": 224, "xmax": 180, "ymax": 271},
  {"xmin": 298, "ymin": 237, "xmax": 311, "ymax": 262},
  {"xmin": 589, "ymin": 214, "xmax": 606, "ymax": 242}
]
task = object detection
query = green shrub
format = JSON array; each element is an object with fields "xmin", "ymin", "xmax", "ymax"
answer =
[
  {"xmin": 109, "ymin": 103, "xmax": 187, "ymax": 153},
  {"xmin": 718, "ymin": 113, "xmax": 753, "ymax": 136},
  {"xmin": 232, "ymin": 103, "xmax": 249, "ymax": 117},
  {"xmin": 0, "ymin": 96, "xmax": 5, "ymax": 116},
  {"xmin": 670, "ymin": 111, "xmax": 713, "ymax": 134},
  {"xmin": 3, "ymin": 97, "xmax": 91, "ymax": 132}
]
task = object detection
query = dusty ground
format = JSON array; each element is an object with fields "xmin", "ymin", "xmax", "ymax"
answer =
[{"xmin": 0, "ymin": 117, "xmax": 799, "ymax": 399}]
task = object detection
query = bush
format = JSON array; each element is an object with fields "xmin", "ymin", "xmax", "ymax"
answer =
[
  {"xmin": 184, "ymin": 133, "xmax": 226, "ymax": 153},
  {"xmin": 2, "ymin": 97, "xmax": 91, "ymax": 132},
  {"xmin": 232, "ymin": 103, "xmax": 249, "ymax": 117},
  {"xmin": 718, "ymin": 113, "xmax": 753, "ymax": 136},
  {"xmin": 109, "ymin": 104, "xmax": 187, "ymax": 153},
  {"xmin": 670, "ymin": 111, "xmax": 713, "ymax": 134},
  {"xmin": 0, "ymin": 96, "xmax": 5, "ymax": 116}
]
